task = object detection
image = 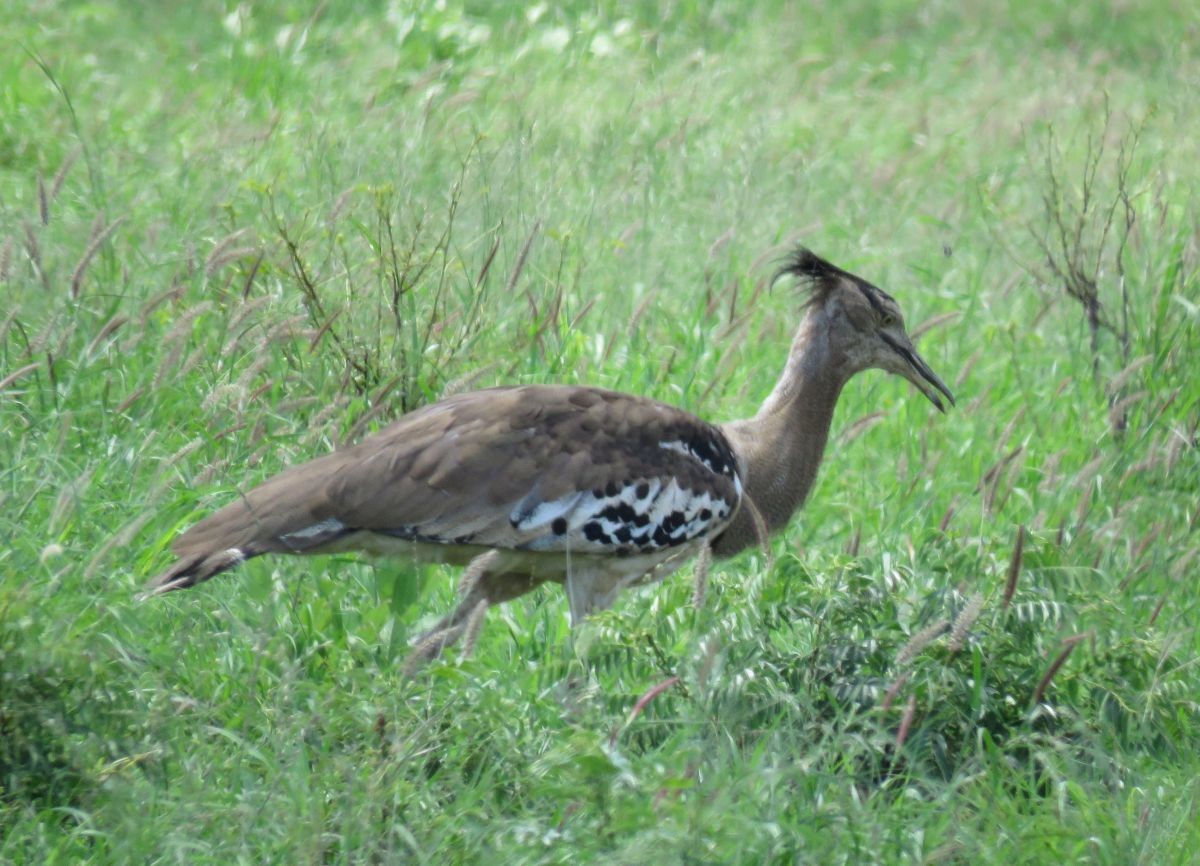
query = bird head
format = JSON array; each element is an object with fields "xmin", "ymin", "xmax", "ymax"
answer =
[{"xmin": 778, "ymin": 248, "xmax": 956, "ymax": 412}]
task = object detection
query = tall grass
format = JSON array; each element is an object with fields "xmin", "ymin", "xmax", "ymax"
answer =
[{"xmin": 2, "ymin": 1, "xmax": 1198, "ymax": 862}]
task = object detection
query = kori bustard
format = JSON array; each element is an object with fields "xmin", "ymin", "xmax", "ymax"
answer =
[{"xmin": 147, "ymin": 248, "xmax": 955, "ymax": 663}]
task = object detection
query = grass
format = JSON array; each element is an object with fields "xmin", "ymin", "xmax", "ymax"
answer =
[{"xmin": 2, "ymin": 0, "xmax": 1199, "ymax": 862}]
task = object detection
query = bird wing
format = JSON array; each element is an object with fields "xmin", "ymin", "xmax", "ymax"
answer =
[{"xmin": 172, "ymin": 385, "xmax": 743, "ymax": 561}]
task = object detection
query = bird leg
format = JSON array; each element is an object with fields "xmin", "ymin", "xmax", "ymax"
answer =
[
  {"xmin": 741, "ymin": 494, "xmax": 773, "ymax": 570},
  {"xmin": 692, "ymin": 542, "xmax": 712, "ymax": 609},
  {"xmin": 565, "ymin": 566, "xmax": 623, "ymax": 627},
  {"xmin": 402, "ymin": 620, "xmax": 468, "ymax": 677},
  {"xmin": 403, "ymin": 551, "xmax": 541, "ymax": 674}
]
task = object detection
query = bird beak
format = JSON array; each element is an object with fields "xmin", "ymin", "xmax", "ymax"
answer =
[{"xmin": 880, "ymin": 333, "xmax": 956, "ymax": 413}]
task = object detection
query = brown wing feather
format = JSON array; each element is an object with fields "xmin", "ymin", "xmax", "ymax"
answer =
[{"xmin": 167, "ymin": 384, "xmax": 741, "ymax": 569}]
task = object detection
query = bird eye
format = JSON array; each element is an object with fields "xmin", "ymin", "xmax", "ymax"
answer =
[{"xmin": 880, "ymin": 313, "xmax": 896, "ymax": 327}]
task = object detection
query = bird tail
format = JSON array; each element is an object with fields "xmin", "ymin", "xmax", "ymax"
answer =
[{"xmin": 142, "ymin": 545, "xmax": 260, "ymax": 597}]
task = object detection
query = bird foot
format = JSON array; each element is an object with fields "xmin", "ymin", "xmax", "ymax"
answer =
[
  {"xmin": 401, "ymin": 598, "xmax": 491, "ymax": 676},
  {"xmin": 401, "ymin": 622, "xmax": 466, "ymax": 677}
]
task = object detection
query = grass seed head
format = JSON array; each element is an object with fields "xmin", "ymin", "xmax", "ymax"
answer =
[{"xmin": 1003, "ymin": 525, "xmax": 1025, "ymax": 607}]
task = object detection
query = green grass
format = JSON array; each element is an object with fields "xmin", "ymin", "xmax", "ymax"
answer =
[{"xmin": 2, "ymin": 1, "xmax": 1199, "ymax": 862}]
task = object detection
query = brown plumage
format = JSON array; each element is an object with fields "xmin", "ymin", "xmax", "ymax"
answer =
[{"xmin": 147, "ymin": 247, "xmax": 955, "ymax": 665}]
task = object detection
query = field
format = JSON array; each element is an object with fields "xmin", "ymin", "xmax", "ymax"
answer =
[{"xmin": 2, "ymin": 2, "xmax": 1199, "ymax": 863}]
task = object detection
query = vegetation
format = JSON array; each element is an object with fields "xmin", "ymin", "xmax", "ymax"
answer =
[{"xmin": 2, "ymin": 1, "xmax": 1197, "ymax": 862}]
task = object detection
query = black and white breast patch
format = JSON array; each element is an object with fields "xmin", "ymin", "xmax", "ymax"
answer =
[{"xmin": 514, "ymin": 473, "xmax": 741, "ymax": 555}]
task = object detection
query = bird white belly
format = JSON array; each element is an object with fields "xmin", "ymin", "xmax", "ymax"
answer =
[{"xmin": 317, "ymin": 530, "xmax": 698, "ymax": 588}]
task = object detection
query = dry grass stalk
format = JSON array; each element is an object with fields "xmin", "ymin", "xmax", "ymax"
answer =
[
  {"xmin": 50, "ymin": 148, "xmax": 79, "ymax": 202},
  {"xmin": 1131, "ymin": 522, "xmax": 1164, "ymax": 563},
  {"xmin": 276, "ymin": 396, "xmax": 320, "ymax": 415},
  {"xmin": 976, "ymin": 446, "xmax": 1024, "ymax": 492},
  {"xmin": 1143, "ymin": 386, "xmax": 1182, "ymax": 431},
  {"xmin": 567, "ymin": 298, "xmax": 596, "ymax": 332},
  {"xmin": 402, "ymin": 624, "xmax": 466, "ymax": 678},
  {"xmin": 204, "ymin": 229, "xmax": 250, "ymax": 276},
  {"xmin": 506, "ymin": 220, "xmax": 540, "ymax": 296},
  {"xmin": 1073, "ymin": 481, "xmax": 1094, "ymax": 527},
  {"xmin": 302, "ymin": 397, "xmax": 349, "ymax": 443},
  {"xmin": 938, "ymin": 501, "xmax": 957, "ymax": 533},
  {"xmin": 307, "ymin": 309, "xmax": 344, "ymax": 353},
  {"xmin": 240, "ymin": 249, "xmax": 264, "ymax": 299},
  {"xmin": 1147, "ymin": 593, "xmax": 1168, "ymax": 627},
  {"xmin": 981, "ymin": 446, "xmax": 1024, "ymax": 513},
  {"xmin": 948, "ymin": 593, "xmax": 985, "ymax": 652},
  {"xmin": 1031, "ymin": 633, "xmax": 1088, "ymax": 705},
  {"xmin": 691, "ymin": 542, "xmax": 712, "ymax": 610},
  {"xmin": 158, "ymin": 439, "xmax": 204, "ymax": 481},
  {"xmin": 994, "ymin": 447, "xmax": 1027, "ymax": 513},
  {"xmin": 37, "ymin": 174, "xmax": 49, "ymax": 225},
  {"xmin": 994, "ymin": 410, "xmax": 1025, "ymax": 455},
  {"xmin": 164, "ymin": 301, "xmax": 215, "ymax": 344},
  {"xmin": 0, "ymin": 309, "xmax": 17, "ymax": 345},
  {"xmin": 49, "ymin": 467, "xmax": 96, "ymax": 535},
  {"xmin": 115, "ymin": 387, "xmax": 145, "ymax": 414},
  {"xmin": 329, "ymin": 188, "xmax": 355, "ymax": 224},
  {"xmin": 1002, "ymin": 525, "xmax": 1025, "ymax": 607},
  {"xmin": 0, "ymin": 361, "xmax": 42, "ymax": 392},
  {"xmin": 207, "ymin": 246, "xmax": 260, "ymax": 279},
  {"xmin": 138, "ymin": 283, "xmax": 188, "ymax": 325},
  {"xmin": 23, "ymin": 222, "xmax": 48, "ymax": 291},
  {"xmin": 224, "ymin": 297, "xmax": 270, "ymax": 341},
  {"xmin": 24, "ymin": 310, "xmax": 60, "ymax": 357},
  {"xmin": 1107, "ymin": 354, "xmax": 1152, "ymax": 396},
  {"xmin": 841, "ymin": 411, "xmax": 886, "ymax": 445},
  {"xmin": 910, "ymin": 310, "xmax": 962, "ymax": 340},
  {"xmin": 845, "ymin": 526, "xmax": 862, "ymax": 557},
  {"xmin": 442, "ymin": 364, "xmax": 498, "ymax": 398},
  {"xmin": 234, "ymin": 353, "xmax": 272, "ymax": 399},
  {"xmin": 610, "ymin": 676, "xmax": 681, "ymax": 748},
  {"xmin": 1039, "ymin": 449, "xmax": 1066, "ymax": 491},
  {"xmin": 880, "ymin": 671, "xmax": 909, "ymax": 711},
  {"xmin": 195, "ymin": 457, "xmax": 232, "ymax": 487},
  {"xmin": 456, "ymin": 550, "xmax": 501, "ymax": 600},
  {"xmin": 84, "ymin": 510, "xmax": 156, "ymax": 578},
  {"xmin": 628, "ymin": 289, "xmax": 659, "ymax": 334},
  {"xmin": 266, "ymin": 313, "xmax": 310, "ymax": 345},
  {"xmin": 71, "ymin": 216, "xmax": 126, "ymax": 298},
  {"xmin": 201, "ymin": 383, "xmax": 243, "ymax": 414},
  {"xmin": 895, "ymin": 695, "xmax": 916, "ymax": 750},
  {"xmin": 1108, "ymin": 389, "xmax": 1148, "ymax": 429},
  {"xmin": 460, "ymin": 599, "xmax": 490, "ymax": 658},
  {"xmin": 153, "ymin": 340, "xmax": 186, "ymax": 389},
  {"xmin": 954, "ymin": 348, "xmax": 981, "ymax": 389},
  {"xmin": 178, "ymin": 345, "xmax": 208, "ymax": 380},
  {"xmin": 474, "ymin": 234, "xmax": 501, "ymax": 287},
  {"xmin": 87, "ymin": 315, "xmax": 130, "ymax": 356},
  {"xmin": 895, "ymin": 620, "xmax": 949, "ymax": 667},
  {"xmin": 0, "ymin": 235, "xmax": 12, "ymax": 281},
  {"xmin": 1073, "ymin": 454, "xmax": 1104, "ymax": 488},
  {"xmin": 1170, "ymin": 547, "xmax": 1198, "ymax": 581},
  {"xmin": 706, "ymin": 225, "xmax": 735, "ymax": 262}
]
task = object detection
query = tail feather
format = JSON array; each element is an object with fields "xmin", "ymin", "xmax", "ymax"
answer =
[{"xmin": 143, "ymin": 546, "xmax": 256, "ymax": 596}]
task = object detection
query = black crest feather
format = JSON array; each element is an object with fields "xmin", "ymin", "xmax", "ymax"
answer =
[
  {"xmin": 773, "ymin": 246, "xmax": 894, "ymax": 311},
  {"xmin": 773, "ymin": 247, "xmax": 845, "ymax": 306}
]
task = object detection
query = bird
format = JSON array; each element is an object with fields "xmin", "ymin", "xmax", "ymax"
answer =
[{"xmin": 146, "ymin": 247, "xmax": 955, "ymax": 666}]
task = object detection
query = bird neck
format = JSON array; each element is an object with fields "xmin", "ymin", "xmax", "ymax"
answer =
[{"xmin": 715, "ymin": 314, "xmax": 850, "ymax": 557}]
